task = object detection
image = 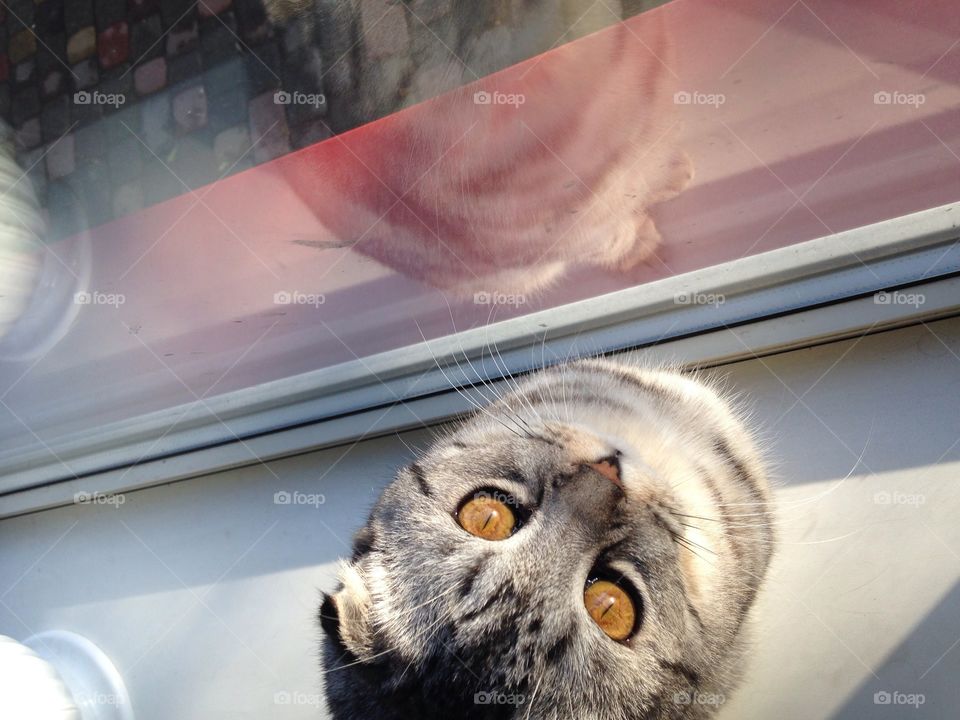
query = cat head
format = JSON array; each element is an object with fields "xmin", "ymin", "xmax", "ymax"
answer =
[{"xmin": 319, "ymin": 361, "xmax": 772, "ymax": 719}]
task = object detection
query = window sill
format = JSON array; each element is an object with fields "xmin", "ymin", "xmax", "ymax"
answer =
[{"xmin": 1, "ymin": 201, "xmax": 958, "ymax": 518}]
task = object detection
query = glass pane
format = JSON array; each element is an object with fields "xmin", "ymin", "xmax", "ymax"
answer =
[{"xmin": 1, "ymin": 0, "xmax": 958, "ymax": 464}]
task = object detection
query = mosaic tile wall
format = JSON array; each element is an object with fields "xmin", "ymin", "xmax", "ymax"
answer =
[
  {"xmin": 2, "ymin": 0, "xmax": 666, "ymax": 240},
  {"xmin": 3, "ymin": 0, "xmax": 332, "ymax": 239}
]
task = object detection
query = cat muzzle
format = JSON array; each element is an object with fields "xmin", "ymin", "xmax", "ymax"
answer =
[{"xmin": 584, "ymin": 455, "xmax": 623, "ymax": 491}]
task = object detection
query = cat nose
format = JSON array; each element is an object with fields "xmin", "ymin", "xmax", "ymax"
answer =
[
  {"xmin": 554, "ymin": 454, "xmax": 626, "ymax": 531},
  {"xmin": 584, "ymin": 454, "xmax": 623, "ymax": 491}
]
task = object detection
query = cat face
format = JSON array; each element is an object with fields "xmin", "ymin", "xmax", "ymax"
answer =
[{"xmin": 320, "ymin": 361, "xmax": 773, "ymax": 719}]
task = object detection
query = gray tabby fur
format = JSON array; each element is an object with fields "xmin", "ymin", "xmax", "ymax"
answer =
[{"xmin": 319, "ymin": 358, "xmax": 774, "ymax": 719}]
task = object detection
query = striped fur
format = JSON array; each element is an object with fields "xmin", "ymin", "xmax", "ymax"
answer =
[{"xmin": 320, "ymin": 359, "xmax": 774, "ymax": 719}]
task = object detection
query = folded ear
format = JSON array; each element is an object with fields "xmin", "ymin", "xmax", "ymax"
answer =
[{"xmin": 319, "ymin": 562, "xmax": 375, "ymax": 661}]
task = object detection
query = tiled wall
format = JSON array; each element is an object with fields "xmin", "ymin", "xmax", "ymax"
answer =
[{"xmin": 3, "ymin": 0, "xmax": 335, "ymax": 239}]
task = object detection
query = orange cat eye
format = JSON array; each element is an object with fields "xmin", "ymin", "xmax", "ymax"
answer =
[
  {"xmin": 457, "ymin": 495, "xmax": 517, "ymax": 540},
  {"xmin": 584, "ymin": 579, "xmax": 636, "ymax": 641}
]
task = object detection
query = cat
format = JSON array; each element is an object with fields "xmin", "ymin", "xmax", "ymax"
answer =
[
  {"xmin": 269, "ymin": 0, "xmax": 692, "ymax": 296},
  {"xmin": 318, "ymin": 358, "xmax": 774, "ymax": 719}
]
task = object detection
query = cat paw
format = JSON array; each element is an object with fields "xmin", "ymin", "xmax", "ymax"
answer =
[
  {"xmin": 650, "ymin": 150, "xmax": 694, "ymax": 204},
  {"xmin": 616, "ymin": 214, "xmax": 661, "ymax": 271}
]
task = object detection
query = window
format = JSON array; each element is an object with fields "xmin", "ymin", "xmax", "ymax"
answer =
[{"xmin": 1, "ymin": 0, "xmax": 959, "ymax": 491}]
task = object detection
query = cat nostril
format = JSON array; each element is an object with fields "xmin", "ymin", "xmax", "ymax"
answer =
[{"xmin": 585, "ymin": 455, "xmax": 623, "ymax": 490}]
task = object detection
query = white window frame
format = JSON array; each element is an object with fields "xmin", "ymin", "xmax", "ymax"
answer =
[{"xmin": 1, "ymin": 201, "xmax": 959, "ymax": 518}]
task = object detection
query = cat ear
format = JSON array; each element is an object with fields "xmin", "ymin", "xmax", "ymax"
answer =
[{"xmin": 319, "ymin": 562, "xmax": 375, "ymax": 661}]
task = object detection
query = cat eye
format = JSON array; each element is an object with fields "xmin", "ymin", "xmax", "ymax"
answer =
[
  {"xmin": 457, "ymin": 493, "xmax": 518, "ymax": 540},
  {"xmin": 584, "ymin": 578, "xmax": 638, "ymax": 641}
]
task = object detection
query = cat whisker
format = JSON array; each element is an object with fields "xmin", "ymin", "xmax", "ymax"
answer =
[
  {"xmin": 393, "ymin": 589, "xmax": 459, "ymax": 621},
  {"xmin": 322, "ymin": 644, "xmax": 398, "ymax": 675},
  {"xmin": 675, "ymin": 517, "xmax": 858, "ymax": 546},
  {"xmin": 394, "ymin": 432, "xmax": 425, "ymax": 459},
  {"xmin": 450, "ymin": 347, "xmax": 533, "ymax": 439},
  {"xmin": 671, "ymin": 534, "xmax": 712, "ymax": 564},
  {"xmin": 523, "ymin": 674, "xmax": 543, "ymax": 720},
  {"xmin": 444, "ymin": 298, "xmax": 510, "ymax": 405},
  {"xmin": 674, "ymin": 513, "xmax": 863, "ymax": 545},
  {"xmin": 670, "ymin": 530, "xmax": 716, "ymax": 558},
  {"xmin": 711, "ymin": 422, "xmax": 876, "ymax": 510},
  {"xmin": 667, "ymin": 505, "xmax": 778, "ymax": 530},
  {"xmin": 667, "ymin": 508, "xmax": 775, "ymax": 522},
  {"xmin": 395, "ymin": 609, "xmax": 458, "ymax": 684},
  {"xmin": 414, "ymin": 319, "xmax": 529, "ymax": 439},
  {"xmin": 444, "ymin": 311, "xmax": 560, "ymax": 444},
  {"xmin": 761, "ymin": 530, "xmax": 861, "ymax": 546},
  {"xmin": 325, "ymin": 584, "xmax": 461, "ymax": 678},
  {"xmin": 477, "ymin": 319, "xmax": 550, "ymax": 435}
]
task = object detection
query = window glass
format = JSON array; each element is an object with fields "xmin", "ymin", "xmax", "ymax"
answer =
[{"xmin": 1, "ymin": 0, "xmax": 958, "ymax": 461}]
